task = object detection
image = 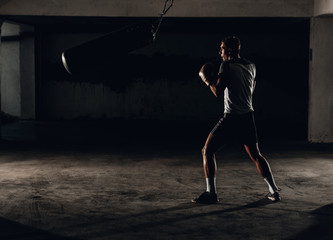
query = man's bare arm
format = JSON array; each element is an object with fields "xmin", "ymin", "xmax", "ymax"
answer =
[
  {"xmin": 199, "ymin": 62, "xmax": 229, "ymax": 98},
  {"xmin": 209, "ymin": 77, "xmax": 227, "ymax": 98}
]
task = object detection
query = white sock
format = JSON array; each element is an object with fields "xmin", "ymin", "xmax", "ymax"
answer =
[
  {"xmin": 264, "ymin": 175, "xmax": 279, "ymax": 194},
  {"xmin": 206, "ymin": 177, "xmax": 216, "ymax": 194}
]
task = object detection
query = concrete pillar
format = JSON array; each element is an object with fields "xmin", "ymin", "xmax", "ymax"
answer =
[
  {"xmin": 1, "ymin": 22, "xmax": 21, "ymax": 117},
  {"xmin": 0, "ymin": 22, "xmax": 35, "ymax": 119},
  {"xmin": 314, "ymin": 0, "xmax": 333, "ymax": 16},
  {"xmin": 0, "ymin": 19, "xmax": 4, "ymax": 135},
  {"xmin": 308, "ymin": 17, "xmax": 333, "ymax": 143}
]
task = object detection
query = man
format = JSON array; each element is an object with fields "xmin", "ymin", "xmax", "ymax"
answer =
[{"xmin": 194, "ymin": 36, "xmax": 280, "ymax": 204}]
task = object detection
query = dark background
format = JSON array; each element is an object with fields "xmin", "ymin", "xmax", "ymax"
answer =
[{"xmin": 5, "ymin": 16, "xmax": 310, "ymax": 142}]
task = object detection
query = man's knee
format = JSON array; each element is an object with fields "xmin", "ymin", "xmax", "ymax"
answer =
[
  {"xmin": 202, "ymin": 146, "xmax": 207, "ymax": 156},
  {"xmin": 202, "ymin": 145, "xmax": 213, "ymax": 157}
]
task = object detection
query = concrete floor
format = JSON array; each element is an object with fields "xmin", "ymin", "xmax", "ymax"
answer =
[{"xmin": 0, "ymin": 120, "xmax": 332, "ymax": 240}]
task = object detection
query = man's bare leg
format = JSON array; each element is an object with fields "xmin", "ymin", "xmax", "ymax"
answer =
[
  {"xmin": 193, "ymin": 134, "xmax": 220, "ymax": 204},
  {"xmin": 202, "ymin": 134, "xmax": 218, "ymax": 194},
  {"xmin": 244, "ymin": 142, "xmax": 281, "ymax": 202}
]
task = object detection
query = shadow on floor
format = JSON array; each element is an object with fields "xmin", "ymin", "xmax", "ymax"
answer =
[
  {"xmin": 286, "ymin": 203, "xmax": 333, "ymax": 240},
  {"xmin": 72, "ymin": 197, "xmax": 276, "ymax": 239},
  {"xmin": 0, "ymin": 217, "xmax": 80, "ymax": 240}
]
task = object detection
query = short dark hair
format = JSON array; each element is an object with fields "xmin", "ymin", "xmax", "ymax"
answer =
[{"xmin": 222, "ymin": 36, "xmax": 241, "ymax": 55}]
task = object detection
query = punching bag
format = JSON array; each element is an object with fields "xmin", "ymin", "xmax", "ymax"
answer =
[{"xmin": 62, "ymin": 21, "xmax": 154, "ymax": 75}]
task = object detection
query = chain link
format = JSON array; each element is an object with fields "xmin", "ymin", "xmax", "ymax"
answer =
[{"xmin": 152, "ymin": 0, "xmax": 174, "ymax": 41}]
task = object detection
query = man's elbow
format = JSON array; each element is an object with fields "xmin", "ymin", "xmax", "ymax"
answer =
[
  {"xmin": 215, "ymin": 87, "xmax": 223, "ymax": 98},
  {"xmin": 212, "ymin": 90, "xmax": 221, "ymax": 98}
]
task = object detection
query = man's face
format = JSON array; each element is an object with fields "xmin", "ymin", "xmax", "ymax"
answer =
[{"xmin": 219, "ymin": 42, "xmax": 228, "ymax": 61}]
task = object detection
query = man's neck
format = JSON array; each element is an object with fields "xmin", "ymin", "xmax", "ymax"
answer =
[{"xmin": 228, "ymin": 54, "xmax": 240, "ymax": 60}]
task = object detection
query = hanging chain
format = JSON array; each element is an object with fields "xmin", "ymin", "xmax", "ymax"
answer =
[{"xmin": 152, "ymin": 0, "xmax": 174, "ymax": 41}]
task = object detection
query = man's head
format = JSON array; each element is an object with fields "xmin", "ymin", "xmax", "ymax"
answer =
[{"xmin": 219, "ymin": 36, "xmax": 241, "ymax": 61}]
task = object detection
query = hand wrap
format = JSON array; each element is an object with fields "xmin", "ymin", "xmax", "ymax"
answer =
[{"xmin": 199, "ymin": 62, "xmax": 216, "ymax": 86}]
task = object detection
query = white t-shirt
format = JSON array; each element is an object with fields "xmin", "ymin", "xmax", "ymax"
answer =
[{"xmin": 219, "ymin": 58, "xmax": 256, "ymax": 114}]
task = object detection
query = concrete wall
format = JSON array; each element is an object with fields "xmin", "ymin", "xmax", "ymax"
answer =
[
  {"xmin": 43, "ymin": 80, "xmax": 219, "ymax": 121},
  {"xmin": 308, "ymin": 17, "xmax": 333, "ymax": 143},
  {"xmin": 20, "ymin": 24, "xmax": 35, "ymax": 119},
  {"xmin": 0, "ymin": 0, "xmax": 313, "ymax": 17}
]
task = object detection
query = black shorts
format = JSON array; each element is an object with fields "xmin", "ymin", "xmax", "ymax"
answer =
[{"xmin": 210, "ymin": 111, "xmax": 258, "ymax": 145}]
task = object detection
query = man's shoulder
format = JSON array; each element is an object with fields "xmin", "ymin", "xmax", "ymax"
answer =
[{"xmin": 229, "ymin": 58, "xmax": 255, "ymax": 66}]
